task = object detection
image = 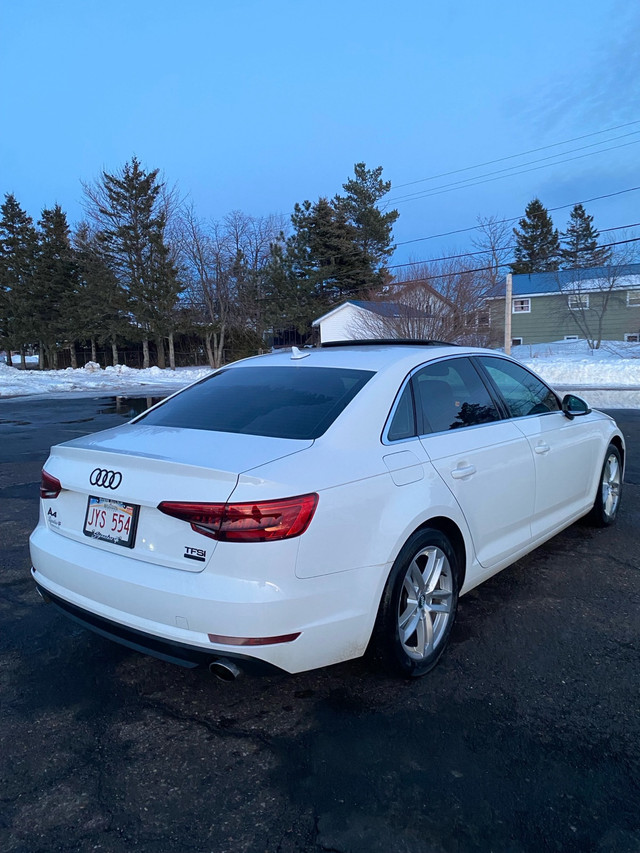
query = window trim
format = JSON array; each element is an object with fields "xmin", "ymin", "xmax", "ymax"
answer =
[
  {"xmin": 564, "ymin": 335, "xmax": 580, "ymax": 341},
  {"xmin": 568, "ymin": 293, "xmax": 589, "ymax": 311},
  {"xmin": 627, "ymin": 291, "xmax": 640, "ymax": 307},
  {"xmin": 471, "ymin": 355, "xmax": 562, "ymax": 422},
  {"xmin": 511, "ymin": 337, "xmax": 523, "ymax": 347},
  {"xmin": 512, "ymin": 298, "xmax": 531, "ymax": 314},
  {"xmin": 624, "ymin": 333, "xmax": 639, "ymax": 343}
]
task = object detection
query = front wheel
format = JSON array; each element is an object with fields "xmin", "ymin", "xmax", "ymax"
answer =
[
  {"xmin": 372, "ymin": 528, "xmax": 459, "ymax": 678},
  {"xmin": 586, "ymin": 443, "xmax": 622, "ymax": 527}
]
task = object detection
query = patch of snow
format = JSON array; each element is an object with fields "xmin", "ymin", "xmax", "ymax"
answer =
[
  {"xmin": 0, "ymin": 362, "xmax": 213, "ymax": 399},
  {"xmin": 510, "ymin": 340, "xmax": 640, "ymax": 406}
]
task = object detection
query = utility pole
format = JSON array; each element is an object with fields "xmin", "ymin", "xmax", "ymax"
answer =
[{"xmin": 504, "ymin": 273, "xmax": 512, "ymax": 355}]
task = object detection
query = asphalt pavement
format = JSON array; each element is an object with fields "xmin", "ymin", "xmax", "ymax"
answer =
[{"xmin": 1, "ymin": 396, "xmax": 639, "ymax": 853}]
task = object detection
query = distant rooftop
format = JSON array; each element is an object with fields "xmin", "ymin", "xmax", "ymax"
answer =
[{"xmin": 489, "ymin": 262, "xmax": 640, "ymax": 297}]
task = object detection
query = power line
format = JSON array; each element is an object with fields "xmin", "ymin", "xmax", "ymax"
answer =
[
  {"xmin": 392, "ymin": 119, "xmax": 640, "ymax": 190},
  {"xmin": 386, "ymin": 234, "xmax": 640, "ymax": 274},
  {"xmin": 396, "ymin": 185, "xmax": 640, "ymax": 247},
  {"xmin": 387, "ymin": 132, "xmax": 640, "ymax": 204},
  {"xmin": 386, "ymin": 139, "xmax": 640, "ymax": 206},
  {"xmin": 385, "ymin": 223, "xmax": 640, "ymax": 267}
]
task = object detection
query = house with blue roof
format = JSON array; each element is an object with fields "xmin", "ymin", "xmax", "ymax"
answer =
[{"xmin": 486, "ymin": 263, "xmax": 640, "ymax": 347}]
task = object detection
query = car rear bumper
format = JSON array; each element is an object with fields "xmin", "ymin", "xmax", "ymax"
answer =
[
  {"xmin": 34, "ymin": 580, "xmax": 281, "ymax": 675},
  {"xmin": 30, "ymin": 526, "xmax": 389, "ymax": 674}
]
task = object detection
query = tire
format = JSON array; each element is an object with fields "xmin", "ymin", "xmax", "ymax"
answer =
[
  {"xmin": 586, "ymin": 443, "xmax": 622, "ymax": 527},
  {"xmin": 372, "ymin": 528, "xmax": 459, "ymax": 678}
]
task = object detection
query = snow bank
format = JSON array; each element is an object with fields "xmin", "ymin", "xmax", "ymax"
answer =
[{"xmin": 0, "ymin": 362, "xmax": 213, "ymax": 399}]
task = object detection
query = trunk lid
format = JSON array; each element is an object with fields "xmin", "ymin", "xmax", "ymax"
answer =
[{"xmin": 42, "ymin": 424, "xmax": 312, "ymax": 572}]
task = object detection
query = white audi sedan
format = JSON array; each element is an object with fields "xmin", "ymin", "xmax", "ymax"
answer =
[{"xmin": 30, "ymin": 341, "xmax": 624, "ymax": 679}]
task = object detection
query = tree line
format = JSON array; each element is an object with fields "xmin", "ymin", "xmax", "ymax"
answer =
[
  {"xmin": 0, "ymin": 154, "xmax": 629, "ymax": 369},
  {"xmin": 0, "ymin": 159, "xmax": 398, "ymax": 368}
]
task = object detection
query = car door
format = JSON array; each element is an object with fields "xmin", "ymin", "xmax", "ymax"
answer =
[
  {"xmin": 474, "ymin": 355, "xmax": 602, "ymax": 539},
  {"xmin": 412, "ymin": 357, "xmax": 536, "ymax": 569}
]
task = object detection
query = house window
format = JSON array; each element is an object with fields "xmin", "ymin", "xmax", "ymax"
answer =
[
  {"xmin": 464, "ymin": 312, "xmax": 491, "ymax": 328},
  {"xmin": 511, "ymin": 337, "xmax": 523, "ymax": 347},
  {"xmin": 564, "ymin": 335, "xmax": 580, "ymax": 341},
  {"xmin": 625, "ymin": 333, "xmax": 639, "ymax": 343},
  {"xmin": 568, "ymin": 293, "xmax": 589, "ymax": 310},
  {"xmin": 627, "ymin": 291, "xmax": 640, "ymax": 307},
  {"xmin": 512, "ymin": 298, "xmax": 530, "ymax": 313}
]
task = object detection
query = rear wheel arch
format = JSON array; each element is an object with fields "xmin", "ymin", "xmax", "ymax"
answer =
[{"xmin": 413, "ymin": 516, "xmax": 467, "ymax": 591}]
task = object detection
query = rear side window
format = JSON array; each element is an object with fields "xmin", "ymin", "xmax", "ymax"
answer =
[
  {"xmin": 477, "ymin": 357, "xmax": 560, "ymax": 418},
  {"xmin": 412, "ymin": 358, "xmax": 501, "ymax": 434},
  {"xmin": 387, "ymin": 383, "xmax": 416, "ymax": 441},
  {"xmin": 137, "ymin": 366, "xmax": 375, "ymax": 440}
]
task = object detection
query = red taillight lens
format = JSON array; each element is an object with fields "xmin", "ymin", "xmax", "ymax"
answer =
[
  {"xmin": 157, "ymin": 493, "xmax": 318, "ymax": 543},
  {"xmin": 40, "ymin": 469, "xmax": 62, "ymax": 499}
]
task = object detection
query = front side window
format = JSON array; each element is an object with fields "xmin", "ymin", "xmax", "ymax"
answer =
[
  {"xmin": 137, "ymin": 366, "xmax": 375, "ymax": 440},
  {"xmin": 512, "ymin": 298, "xmax": 531, "ymax": 313},
  {"xmin": 477, "ymin": 357, "xmax": 560, "ymax": 418},
  {"xmin": 627, "ymin": 291, "xmax": 640, "ymax": 307},
  {"xmin": 412, "ymin": 358, "xmax": 501, "ymax": 434}
]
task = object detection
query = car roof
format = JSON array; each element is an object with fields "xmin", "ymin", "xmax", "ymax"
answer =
[{"xmin": 229, "ymin": 342, "xmax": 494, "ymax": 376}]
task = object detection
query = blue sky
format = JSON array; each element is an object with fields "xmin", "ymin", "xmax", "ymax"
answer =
[{"xmin": 1, "ymin": 0, "xmax": 639, "ymax": 264}]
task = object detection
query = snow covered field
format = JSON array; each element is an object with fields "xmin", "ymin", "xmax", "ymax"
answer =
[
  {"xmin": 0, "ymin": 362, "xmax": 212, "ymax": 400},
  {"xmin": 1, "ymin": 341, "xmax": 640, "ymax": 408}
]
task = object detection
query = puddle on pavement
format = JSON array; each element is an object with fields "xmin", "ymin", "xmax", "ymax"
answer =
[{"xmin": 97, "ymin": 396, "xmax": 166, "ymax": 418}]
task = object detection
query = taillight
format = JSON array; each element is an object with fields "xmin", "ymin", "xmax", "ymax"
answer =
[
  {"xmin": 158, "ymin": 493, "xmax": 318, "ymax": 542},
  {"xmin": 40, "ymin": 469, "xmax": 62, "ymax": 499}
]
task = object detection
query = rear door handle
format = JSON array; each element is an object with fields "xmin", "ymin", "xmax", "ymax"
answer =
[
  {"xmin": 451, "ymin": 464, "xmax": 476, "ymax": 480},
  {"xmin": 534, "ymin": 443, "xmax": 551, "ymax": 455}
]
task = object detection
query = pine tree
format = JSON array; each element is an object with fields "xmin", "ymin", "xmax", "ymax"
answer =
[
  {"xmin": 84, "ymin": 157, "xmax": 182, "ymax": 368},
  {"xmin": 33, "ymin": 205, "xmax": 78, "ymax": 368},
  {"xmin": 73, "ymin": 222, "xmax": 129, "ymax": 365},
  {"xmin": 333, "ymin": 162, "xmax": 399, "ymax": 282},
  {"xmin": 511, "ymin": 198, "xmax": 560, "ymax": 274},
  {"xmin": 560, "ymin": 204, "xmax": 611, "ymax": 269},
  {"xmin": 0, "ymin": 194, "xmax": 38, "ymax": 366}
]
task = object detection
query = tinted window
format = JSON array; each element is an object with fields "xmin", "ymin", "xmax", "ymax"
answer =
[
  {"xmin": 387, "ymin": 383, "xmax": 416, "ymax": 441},
  {"xmin": 477, "ymin": 357, "xmax": 560, "ymax": 418},
  {"xmin": 412, "ymin": 358, "xmax": 500, "ymax": 433},
  {"xmin": 137, "ymin": 366, "xmax": 375, "ymax": 440}
]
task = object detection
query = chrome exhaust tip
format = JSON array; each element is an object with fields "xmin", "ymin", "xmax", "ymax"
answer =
[{"xmin": 209, "ymin": 658, "xmax": 241, "ymax": 681}]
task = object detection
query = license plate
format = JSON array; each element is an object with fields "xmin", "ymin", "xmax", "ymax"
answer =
[{"xmin": 83, "ymin": 496, "xmax": 139, "ymax": 548}]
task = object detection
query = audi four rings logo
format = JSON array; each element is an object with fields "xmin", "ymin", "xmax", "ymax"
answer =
[{"xmin": 89, "ymin": 468, "xmax": 123, "ymax": 489}]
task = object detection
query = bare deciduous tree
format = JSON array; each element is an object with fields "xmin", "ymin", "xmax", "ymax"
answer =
[
  {"xmin": 350, "ymin": 257, "xmax": 493, "ymax": 344},
  {"xmin": 175, "ymin": 204, "xmax": 232, "ymax": 368},
  {"xmin": 472, "ymin": 215, "xmax": 513, "ymax": 295},
  {"xmin": 558, "ymin": 241, "xmax": 640, "ymax": 349},
  {"xmin": 175, "ymin": 206, "xmax": 286, "ymax": 366}
]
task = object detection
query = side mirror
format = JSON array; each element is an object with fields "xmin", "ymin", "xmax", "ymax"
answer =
[{"xmin": 562, "ymin": 393, "xmax": 591, "ymax": 419}]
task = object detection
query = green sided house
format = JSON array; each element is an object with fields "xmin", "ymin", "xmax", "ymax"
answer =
[{"xmin": 487, "ymin": 263, "xmax": 640, "ymax": 346}]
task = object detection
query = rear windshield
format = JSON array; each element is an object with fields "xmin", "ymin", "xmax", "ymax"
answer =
[{"xmin": 137, "ymin": 365, "xmax": 375, "ymax": 440}]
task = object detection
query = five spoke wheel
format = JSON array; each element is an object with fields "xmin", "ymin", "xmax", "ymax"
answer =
[{"xmin": 398, "ymin": 545, "xmax": 454, "ymax": 661}]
